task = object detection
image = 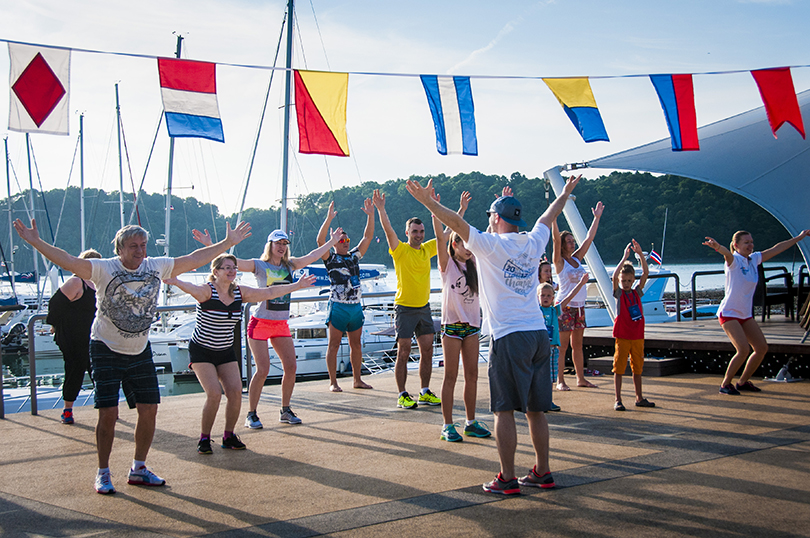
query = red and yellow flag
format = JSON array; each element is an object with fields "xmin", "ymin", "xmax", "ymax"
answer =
[{"xmin": 294, "ymin": 70, "xmax": 349, "ymax": 156}]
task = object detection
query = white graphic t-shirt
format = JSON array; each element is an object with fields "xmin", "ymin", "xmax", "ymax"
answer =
[
  {"xmin": 90, "ymin": 257, "xmax": 175, "ymax": 355},
  {"xmin": 466, "ymin": 219, "xmax": 550, "ymax": 340}
]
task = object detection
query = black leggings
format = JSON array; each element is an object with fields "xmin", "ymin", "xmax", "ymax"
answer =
[{"xmin": 59, "ymin": 342, "xmax": 91, "ymax": 403}]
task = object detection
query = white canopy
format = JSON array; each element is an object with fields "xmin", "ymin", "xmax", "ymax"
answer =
[{"xmin": 589, "ymin": 89, "xmax": 810, "ymax": 266}]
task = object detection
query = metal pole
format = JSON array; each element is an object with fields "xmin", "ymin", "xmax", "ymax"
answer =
[
  {"xmin": 79, "ymin": 114, "xmax": 86, "ymax": 251},
  {"xmin": 5, "ymin": 137, "xmax": 15, "ymax": 290},
  {"xmin": 163, "ymin": 35, "xmax": 183, "ymax": 306},
  {"xmin": 544, "ymin": 166, "xmax": 616, "ymax": 320},
  {"xmin": 280, "ymin": 0, "xmax": 294, "ymax": 234},
  {"xmin": 25, "ymin": 134, "xmax": 40, "ymax": 309},
  {"xmin": 115, "ymin": 84, "xmax": 125, "ymax": 229}
]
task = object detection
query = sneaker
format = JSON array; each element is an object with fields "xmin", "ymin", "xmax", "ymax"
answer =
[
  {"xmin": 127, "ymin": 466, "xmax": 166, "ymax": 487},
  {"xmin": 483, "ymin": 473, "xmax": 521, "ymax": 495},
  {"xmin": 61, "ymin": 409, "xmax": 74, "ymax": 424},
  {"xmin": 245, "ymin": 411, "xmax": 263, "ymax": 429},
  {"xmin": 94, "ymin": 471, "xmax": 115, "ymax": 495},
  {"xmin": 518, "ymin": 466, "xmax": 556, "ymax": 489},
  {"xmin": 221, "ymin": 434, "xmax": 247, "ymax": 450},
  {"xmin": 614, "ymin": 401, "xmax": 626, "ymax": 411},
  {"xmin": 549, "ymin": 402, "xmax": 562, "ymax": 412},
  {"xmin": 197, "ymin": 438, "xmax": 213, "ymax": 454},
  {"xmin": 463, "ymin": 420, "xmax": 492, "ymax": 438},
  {"xmin": 279, "ymin": 408, "xmax": 302, "ymax": 425},
  {"xmin": 397, "ymin": 392, "xmax": 418, "ymax": 409},
  {"xmin": 719, "ymin": 384, "xmax": 741, "ymax": 395},
  {"xmin": 736, "ymin": 380, "xmax": 762, "ymax": 392},
  {"xmin": 440, "ymin": 424, "xmax": 463, "ymax": 442},
  {"xmin": 418, "ymin": 390, "xmax": 441, "ymax": 406},
  {"xmin": 635, "ymin": 398, "xmax": 655, "ymax": 408}
]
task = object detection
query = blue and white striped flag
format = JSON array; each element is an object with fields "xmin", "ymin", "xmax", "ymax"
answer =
[{"xmin": 420, "ymin": 75, "xmax": 478, "ymax": 156}]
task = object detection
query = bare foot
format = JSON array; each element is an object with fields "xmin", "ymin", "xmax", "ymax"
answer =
[
  {"xmin": 329, "ymin": 384, "xmax": 343, "ymax": 392},
  {"xmin": 577, "ymin": 380, "xmax": 598, "ymax": 388},
  {"xmin": 556, "ymin": 383, "xmax": 571, "ymax": 391},
  {"xmin": 353, "ymin": 381, "xmax": 373, "ymax": 389}
]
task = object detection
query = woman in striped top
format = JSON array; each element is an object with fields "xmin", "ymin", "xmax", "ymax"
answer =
[{"xmin": 164, "ymin": 254, "xmax": 315, "ymax": 454}]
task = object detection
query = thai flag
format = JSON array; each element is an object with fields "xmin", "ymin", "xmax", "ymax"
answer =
[
  {"xmin": 420, "ymin": 75, "xmax": 478, "ymax": 156},
  {"xmin": 649, "ymin": 250, "xmax": 663, "ymax": 265},
  {"xmin": 158, "ymin": 58, "xmax": 224, "ymax": 142}
]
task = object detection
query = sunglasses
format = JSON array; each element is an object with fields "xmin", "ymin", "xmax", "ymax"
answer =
[{"xmin": 339, "ymin": 237, "xmax": 351, "ymax": 244}]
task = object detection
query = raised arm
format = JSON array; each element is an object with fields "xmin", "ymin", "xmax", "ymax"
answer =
[
  {"xmin": 290, "ymin": 228, "xmax": 343, "ymax": 270},
  {"xmin": 373, "ymin": 189, "xmax": 400, "ymax": 252},
  {"xmin": 551, "ymin": 220, "xmax": 563, "ymax": 274},
  {"xmin": 316, "ymin": 201, "xmax": 338, "ymax": 260},
  {"xmin": 405, "ymin": 179, "xmax": 470, "ymax": 242},
  {"xmin": 14, "ymin": 219, "xmax": 92, "ymax": 279},
  {"xmin": 572, "ymin": 201, "xmax": 604, "ymax": 261},
  {"xmin": 702, "ymin": 236, "xmax": 734, "ymax": 266},
  {"xmin": 193, "ymin": 228, "xmax": 254, "ymax": 273},
  {"xmin": 162, "ymin": 276, "xmax": 213, "ymax": 303},
  {"xmin": 761, "ymin": 230, "xmax": 810, "ymax": 263},
  {"xmin": 239, "ymin": 274, "xmax": 317, "ymax": 303},
  {"xmin": 632, "ymin": 239, "xmax": 649, "ymax": 289},
  {"xmin": 172, "ymin": 221, "xmax": 252, "ymax": 277},
  {"xmin": 560, "ymin": 273, "xmax": 589, "ymax": 308},
  {"xmin": 356, "ymin": 198, "xmax": 376, "ymax": 257},
  {"xmin": 612, "ymin": 242, "xmax": 632, "ymax": 290},
  {"xmin": 430, "ymin": 191, "xmax": 450, "ymax": 272}
]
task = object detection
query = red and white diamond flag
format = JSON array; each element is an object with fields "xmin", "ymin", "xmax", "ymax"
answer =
[{"xmin": 8, "ymin": 43, "xmax": 70, "ymax": 135}]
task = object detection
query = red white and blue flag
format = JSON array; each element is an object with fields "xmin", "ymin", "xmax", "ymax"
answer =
[
  {"xmin": 649, "ymin": 250, "xmax": 663, "ymax": 265},
  {"xmin": 158, "ymin": 58, "xmax": 224, "ymax": 142}
]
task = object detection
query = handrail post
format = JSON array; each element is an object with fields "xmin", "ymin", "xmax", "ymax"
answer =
[
  {"xmin": 673, "ymin": 273, "xmax": 681, "ymax": 322},
  {"xmin": 243, "ymin": 302, "xmax": 254, "ymax": 391},
  {"xmin": 691, "ymin": 272, "xmax": 698, "ymax": 321},
  {"xmin": 27, "ymin": 313, "xmax": 47, "ymax": 416}
]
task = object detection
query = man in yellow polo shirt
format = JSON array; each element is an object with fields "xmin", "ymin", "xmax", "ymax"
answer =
[{"xmin": 373, "ymin": 189, "xmax": 441, "ymax": 409}]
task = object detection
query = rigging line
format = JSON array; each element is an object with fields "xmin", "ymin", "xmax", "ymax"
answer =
[
  {"xmin": 29, "ymin": 142, "xmax": 58, "ymax": 246},
  {"xmin": 5, "ymin": 38, "xmax": 810, "ymax": 80},
  {"xmin": 234, "ymin": 12, "xmax": 287, "ymax": 226},
  {"xmin": 308, "ymin": 0, "xmax": 331, "ymax": 70},
  {"xmin": 53, "ymin": 133, "xmax": 81, "ymax": 245},
  {"xmin": 295, "ymin": 11, "xmax": 308, "ymax": 69},
  {"xmin": 8, "ymin": 160, "xmax": 33, "ymax": 221},
  {"xmin": 128, "ymin": 111, "xmax": 162, "ymax": 224},
  {"xmin": 118, "ymin": 108, "xmax": 142, "ymax": 226},
  {"xmin": 0, "ymin": 240, "xmax": 17, "ymax": 302}
]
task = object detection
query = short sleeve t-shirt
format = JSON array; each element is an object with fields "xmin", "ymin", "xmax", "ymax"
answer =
[
  {"xmin": 390, "ymin": 238, "xmax": 437, "ymax": 307},
  {"xmin": 324, "ymin": 248, "xmax": 363, "ymax": 304},
  {"xmin": 440, "ymin": 257, "xmax": 480, "ymax": 327},
  {"xmin": 90, "ymin": 257, "xmax": 175, "ymax": 355},
  {"xmin": 717, "ymin": 251, "xmax": 762, "ymax": 319},
  {"xmin": 252, "ymin": 259, "xmax": 293, "ymax": 321},
  {"xmin": 540, "ymin": 304, "xmax": 561, "ymax": 346},
  {"xmin": 612, "ymin": 287, "xmax": 645, "ymax": 340},
  {"xmin": 465, "ymin": 219, "xmax": 550, "ymax": 340}
]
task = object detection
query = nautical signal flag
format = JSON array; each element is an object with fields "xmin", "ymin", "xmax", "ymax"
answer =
[
  {"xmin": 158, "ymin": 58, "xmax": 224, "ymax": 142},
  {"xmin": 649, "ymin": 250, "xmax": 663, "ymax": 265},
  {"xmin": 420, "ymin": 75, "xmax": 478, "ymax": 156},
  {"xmin": 650, "ymin": 74, "xmax": 699, "ymax": 151},
  {"xmin": 8, "ymin": 43, "xmax": 70, "ymax": 135},
  {"xmin": 294, "ymin": 70, "xmax": 349, "ymax": 156},
  {"xmin": 751, "ymin": 68, "xmax": 805, "ymax": 139},
  {"xmin": 543, "ymin": 78, "xmax": 609, "ymax": 143}
]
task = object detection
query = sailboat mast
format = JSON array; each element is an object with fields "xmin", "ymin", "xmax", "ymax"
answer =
[
  {"xmin": 163, "ymin": 34, "xmax": 183, "ymax": 257},
  {"xmin": 115, "ymin": 84, "xmax": 125, "ymax": 229},
  {"xmin": 280, "ymin": 0, "xmax": 294, "ymax": 234},
  {"xmin": 660, "ymin": 207, "xmax": 668, "ymax": 265},
  {"xmin": 4, "ymin": 137, "xmax": 15, "ymax": 290},
  {"xmin": 25, "ymin": 133, "xmax": 40, "ymax": 307},
  {"xmin": 79, "ymin": 113, "xmax": 86, "ymax": 251}
]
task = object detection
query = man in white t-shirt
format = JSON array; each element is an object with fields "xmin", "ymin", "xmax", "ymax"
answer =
[
  {"xmin": 405, "ymin": 175, "xmax": 581, "ymax": 495},
  {"xmin": 14, "ymin": 219, "xmax": 251, "ymax": 495}
]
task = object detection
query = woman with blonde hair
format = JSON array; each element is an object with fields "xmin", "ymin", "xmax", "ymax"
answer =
[
  {"xmin": 164, "ymin": 253, "xmax": 316, "ymax": 453},
  {"xmin": 703, "ymin": 229, "xmax": 809, "ymax": 394},
  {"xmin": 47, "ymin": 248, "xmax": 102, "ymax": 424},
  {"xmin": 193, "ymin": 226, "xmax": 342, "ymax": 428}
]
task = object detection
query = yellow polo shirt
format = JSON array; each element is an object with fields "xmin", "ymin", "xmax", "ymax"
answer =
[{"xmin": 390, "ymin": 238, "xmax": 437, "ymax": 307}]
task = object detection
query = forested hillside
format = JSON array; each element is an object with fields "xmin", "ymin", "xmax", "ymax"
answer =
[{"xmin": 0, "ymin": 171, "xmax": 800, "ymax": 273}]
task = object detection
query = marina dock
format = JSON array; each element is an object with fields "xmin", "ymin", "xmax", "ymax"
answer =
[{"xmin": 1, "ymin": 363, "xmax": 810, "ymax": 537}]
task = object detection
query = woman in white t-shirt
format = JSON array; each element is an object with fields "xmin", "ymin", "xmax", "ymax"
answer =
[
  {"xmin": 703, "ymin": 229, "xmax": 809, "ymax": 395},
  {"xmin": 434, "ymin": 191, "xmax": 491, "ymax": 442},
  {"xmin": 552, "ymin": 201, "xmax": 604, "ymax": 390}
]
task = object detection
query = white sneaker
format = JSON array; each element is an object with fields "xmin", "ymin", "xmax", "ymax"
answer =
[
  {"xmin": 95, "ymin": 471, "xmax": 116, "ymax": 494},
  {"xmin": 245, "ymin": 411, "xmax": 263, "ymax": 429},
  {"xmin": 127, "ymin": 465, "xmax": 165, "ymax": 487}
]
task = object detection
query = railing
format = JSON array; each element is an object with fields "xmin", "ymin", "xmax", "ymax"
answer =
[
  {"xmin": 691, "ymin": 270, "xmax": 724, "ymax": 322},
  {"xmin": 0, "ymin": 303, "xmax": 28, "ymax": 419}
]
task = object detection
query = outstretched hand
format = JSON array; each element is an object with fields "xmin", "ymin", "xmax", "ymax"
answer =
[
  {"xmin": 459, "ymin": 191, "xmax": 471, "ymax": 211},
  {"xmin": 592, "ymin": 201, "xmax": 605, "ymax": 218},
  {"xmin": 226, "ymin": 221, "xmax": 252, "ymax": 246},
  {"xmin": 405, "ymin": 178, "xmax": 435, "ymax": 205},
  {"xmin": 329, "ymin": 227, "xmax": 344, "ymax": 244},
  {"xmin": 498, "ymin": 186, "xmax": 513, "ymax": 198},
  {"xmin": 579, "ymin": 273, "xmax": 590, "ymax": 285},
  {"xmin": 13, "ymin": 218, "xmax": 41, "ymax": 245},
  {"xmin": 563, "ymin": 174, "xmax": 582, "ymax": 195},
  {"xmin": 702, "ymin": 236, "xmax": 720, "ymax": 251},
  {"xmin": 327, "ymin": 201, "xmax": 338, "ymax": 221},
  {"xmin": 372, "ymin": 189, "xmax": 386, "ymax": 211},
  {"xmin": 361, "ymin": 197, "xmax": 374, "ymax": 216},
  {"xmin": 630, "ymin": 238, "xmax": 642, "ymax": 255},
  {"xmin": 192, "ymin": 229, "xmax": 213, "ymax": 247},
  {"xmin": 296, "ymin": 274, "xmax": 317, "ymax": 289}
]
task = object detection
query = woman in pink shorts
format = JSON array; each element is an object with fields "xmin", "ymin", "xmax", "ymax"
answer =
[{"xmin": 703, "ymin": 229, "xmax": 809, "ymax": 395}]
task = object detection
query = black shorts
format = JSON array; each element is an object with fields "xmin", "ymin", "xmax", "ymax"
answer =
[
  {"xmin": 394, "ymin": 304, "xmax": 435, "ymax": 340},
  {"xmin": 189, "ymin": 340, "xmax": 238, "ymax": 367},
  {"xmin": 488, "ymin": 330, "xmax": 551, "ymax": 413}
]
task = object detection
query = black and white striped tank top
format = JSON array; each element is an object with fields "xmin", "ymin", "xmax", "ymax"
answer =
[{"xmin": 191, "ymin": 283, "xmax": 243, "ymax": 351}]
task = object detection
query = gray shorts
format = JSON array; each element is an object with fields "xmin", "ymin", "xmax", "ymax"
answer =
[
  {"xmin": 395, "ymin": 304, "xmax": 435, "ymax": 340},
  {"xmin": 488, "ymin": 330, "xmax": 551, "ymax": 413}
]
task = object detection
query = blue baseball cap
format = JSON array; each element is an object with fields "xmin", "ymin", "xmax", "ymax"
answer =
[{"xmin": 487, "ymin": 196, "xmax": 527, "ymax": 227}]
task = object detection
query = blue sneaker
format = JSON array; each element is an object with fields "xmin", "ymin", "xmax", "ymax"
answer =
[
  {"xmin": 440, "ymin": 424, "xmax": 463, "ymax": 442},
  {"xmin": 463, "ymin": 420, "xmax": 492, "ymax": 438}
]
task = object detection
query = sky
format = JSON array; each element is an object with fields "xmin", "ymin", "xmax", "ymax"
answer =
[{"xmin": 1, "ymin": 0, "xmax": 809, "ymax": 227}]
